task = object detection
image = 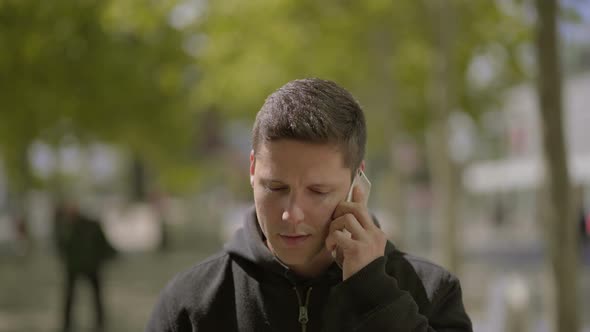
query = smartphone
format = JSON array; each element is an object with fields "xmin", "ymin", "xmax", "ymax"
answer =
[
  {"xmin": 332, "ymin": 169, "xmax": 372, "ymax": 268},
  {"xmin": 346, "ymin": 169, "xmax": 371, "ymax": 205}
]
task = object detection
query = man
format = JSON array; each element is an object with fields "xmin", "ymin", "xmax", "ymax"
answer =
[
  {"xmin": 146, "ymin": 78, "xmax": 472, "ymax": 331},
  {"xmin": 54, "ymin": 199, "xmax": 116, "ymax": 331}
]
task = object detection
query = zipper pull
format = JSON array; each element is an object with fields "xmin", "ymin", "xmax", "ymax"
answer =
[
  {"xmin": 299, "ymin": 306, "xmax": 308, "ymax": 332},
  {"xmin": 299, "ymin": 305, "xmax": 309, "ymax": 324},
  {"xmin": 294, "ymin": 286, "xmax": 312, "ymax": 332}
]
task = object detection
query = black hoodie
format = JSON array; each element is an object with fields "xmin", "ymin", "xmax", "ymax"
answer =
[{"xmin": 145, "ymin": 207, "xmax": 472, "ymax": 332}]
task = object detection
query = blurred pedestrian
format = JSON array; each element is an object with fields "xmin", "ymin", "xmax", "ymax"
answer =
[
  {"xmin": 12, "ymin": 212, "xmax": 31, "ymax": 257},
  {"xmin": 149, "ymin": 190, "xmax": 169, "ymax": 252},
  {"xmin": 580, "ymin": 208, "xmax": 589, "ymax": 242},
  {"xmin": 53, "ymin": 200, "xmax": 117, "ymax": 331}
]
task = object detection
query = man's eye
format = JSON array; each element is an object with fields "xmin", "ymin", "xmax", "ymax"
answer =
[
  {"xmin": 267, "ymin": 186, "xmax": 287, "ymax": 192},
  {"xmin": 311, "ymin": 189, "xmax": 329, "ymax": 195}
]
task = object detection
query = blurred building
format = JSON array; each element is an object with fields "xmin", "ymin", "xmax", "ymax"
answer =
[
  {"xmin": 461, "ymin": 72, "xmax": 590, "ymax": 256},
  {"xmin": 465, "ymin": 72, "xmax": 590, "ymax": 194}
]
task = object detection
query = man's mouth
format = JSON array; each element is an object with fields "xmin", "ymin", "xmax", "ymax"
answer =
[{"xmin": 279, "ymin": 234, "xmax": 311, "ymax": 246}]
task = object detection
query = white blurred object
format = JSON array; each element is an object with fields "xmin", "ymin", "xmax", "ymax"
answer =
[
  {"xmin": 449, "ymin": 111, "xmax": 477, "ymax": 164},
  {"xmin": 463, "ymin": 158, "xmax": 543, "ymax": 193},
  {"xmin": 504, "ymin": 276, "xmax": 530, "ymax": 332},
  {"xmin": 464, "ymin": 154, "xmax": 590, "ymax": 193},
  {"xmin": 103, "ymin": 203, "xmax": 160, "ymax": 252},
  {"xmin": 480, "ymin": 274, "xmax": 531, "ymax": 332},
  {"xmin": 219, "ymin": 203, "xmax": 251, "ymax": 243}
]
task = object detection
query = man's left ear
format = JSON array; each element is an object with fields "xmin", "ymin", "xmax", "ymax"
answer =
[{"xmin": 360, "ymin": 160, "xmax": 366, "ymax": 172}]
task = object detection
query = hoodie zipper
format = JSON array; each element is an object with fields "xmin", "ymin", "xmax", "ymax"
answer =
[{"xmin": 293, "ymin": 286, "xmax": 312, "ymax": 332}]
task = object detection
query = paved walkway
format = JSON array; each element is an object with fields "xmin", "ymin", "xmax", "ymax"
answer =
[{"xmin": 0, "ymin": 249, "xmax": 210, "ymax": 332}]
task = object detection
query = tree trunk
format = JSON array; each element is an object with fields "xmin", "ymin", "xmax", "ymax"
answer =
[
  {"xmin": 130, "ymin": 153, "xmax": 148, "ymax": 202},
  {"xmin": 534, "ymin": 0, "xmax": 579, "ymax": 331},
  {"xmin": 426, "ymin": 123, "xmax": 460, "ymax": 273},
  {"xmin": 366, "ymin": 16, "xmax": 407, "ymax": 249},
  {"xmin": 425, "ymin": 0, "xmax": 460, "ymax": 274}
]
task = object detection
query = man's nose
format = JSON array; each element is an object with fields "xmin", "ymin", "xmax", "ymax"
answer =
[{"xmin": 282, "ymin": 199, "xmax": 304, "ymax": 224}]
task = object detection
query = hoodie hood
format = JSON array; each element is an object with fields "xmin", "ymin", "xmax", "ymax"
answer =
[{"xmin": 224, "ymin": 206, "xmax": 290, "ymax": 278}]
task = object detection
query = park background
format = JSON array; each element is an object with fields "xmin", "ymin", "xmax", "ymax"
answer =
[{"xmin": 1, "ymin": 0, "xmax": 590, "ymax": 331}]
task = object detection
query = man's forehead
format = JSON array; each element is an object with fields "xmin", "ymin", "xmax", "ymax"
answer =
[
  {"xmin": 257, "ymin": 139, "xmax": 344, "ymax": 159},
  {"xmin": 254, "ymin": 140, "xmax": 351, "ymax": 180}
]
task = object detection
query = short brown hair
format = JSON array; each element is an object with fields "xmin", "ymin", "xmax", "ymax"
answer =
[{"xmin": 252, "ymin": 78, "xmax": 366, "ymax": 172}]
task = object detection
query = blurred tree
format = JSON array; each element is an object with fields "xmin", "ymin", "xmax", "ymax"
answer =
[
  {"xmin": 534, "ymin": 0, "xmax": 579, "ymax": 331},
  {"xmin": 0, "ymin": 0, "xmax": 195, "ymax": 198},
  {"xmin": 423, "ymin": 0, "xmax": 460, "ymax": 273}
]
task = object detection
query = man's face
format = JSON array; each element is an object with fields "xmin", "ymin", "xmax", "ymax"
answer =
[{"xmin": 250, "ymin": 140, "xmax": 353, "ymax": 275}]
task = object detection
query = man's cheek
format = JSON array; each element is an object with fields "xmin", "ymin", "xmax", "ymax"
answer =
[
  {"xmin": 318, "ymin": 201, "xmax": 341, "ymax": 236},
  {"xmin": 313, "ymin": 212, "xmax": 334, "ymax": 236},
  {"xmin": 324, "ymin": 198, "xmax": 342, "ymax": 220}
]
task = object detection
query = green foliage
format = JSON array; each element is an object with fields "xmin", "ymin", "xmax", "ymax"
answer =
[
  {"xmin": 0, "ymin": 0, "xmax": 193, "ymax": 192},
  {"xmin": 0, "ymin": 0, "xmax": 536, "ymax": 194},
  {"xmin": 191, "ymin": 0, "xmax": 530, "ymax": 153}
]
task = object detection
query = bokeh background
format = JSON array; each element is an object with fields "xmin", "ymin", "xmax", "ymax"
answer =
[{"xmin": 1, "ymin": 0, "xmax": 589, "ymax": 331}]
